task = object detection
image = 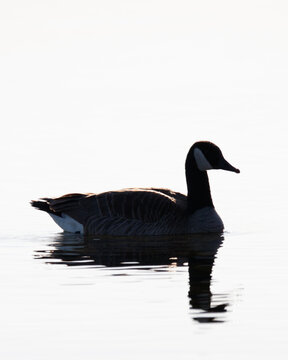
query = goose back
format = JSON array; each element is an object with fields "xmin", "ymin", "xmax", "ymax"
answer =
[{"xmin": 33, "ymin": 188, "xmax": 189, "ymax": 236}]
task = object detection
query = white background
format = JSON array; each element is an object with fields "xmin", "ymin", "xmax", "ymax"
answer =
[
  {"xmin": 0, "ymin": 2, "xmax": 288, "ymax": 358},
  {"xmin": 1, "ymin": 0, "xmax": 287, "ymax": 234}
]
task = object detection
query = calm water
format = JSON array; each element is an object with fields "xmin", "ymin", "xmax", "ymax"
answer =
[{"xmin": 1, "ymin": 224, "xmax": 288, "ymax": 359}]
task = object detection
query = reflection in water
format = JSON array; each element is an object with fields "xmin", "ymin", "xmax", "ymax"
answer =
[{"xmin": 36, "ymin": 233, "xmax": 228, "ymax": 323}]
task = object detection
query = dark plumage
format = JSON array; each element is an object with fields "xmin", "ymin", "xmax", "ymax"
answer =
[{"xmin": 31, "ymin": 141, "xmax": 240, "ymax": 235}]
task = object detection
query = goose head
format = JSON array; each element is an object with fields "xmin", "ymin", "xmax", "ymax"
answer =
[{"xmin": 188, "ymin": 141, "xmax": 240, "ymax": 173}]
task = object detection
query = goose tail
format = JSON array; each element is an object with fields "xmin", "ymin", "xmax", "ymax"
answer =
[
  {"xmin": 30, "ymin": 199, "xmax": 84, "ymax": 234},
  {"xmin": 30, "ymin": 199, "xmax": 58, "ymax": 216}
]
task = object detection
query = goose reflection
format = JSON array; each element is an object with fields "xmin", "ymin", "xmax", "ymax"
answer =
[{"xmin": 36, "ymin": 233, "xmax": 227, "ymax": 322}]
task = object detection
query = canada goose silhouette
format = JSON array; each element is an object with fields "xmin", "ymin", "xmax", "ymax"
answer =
[{"xmin": 31, "ymin": 141, "xmax": 240, "ymax": 235}]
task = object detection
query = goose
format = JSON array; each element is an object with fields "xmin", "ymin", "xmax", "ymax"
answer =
[{"xmin": 31, "ymin": 141, "xmax": 240, "ymax": 236}]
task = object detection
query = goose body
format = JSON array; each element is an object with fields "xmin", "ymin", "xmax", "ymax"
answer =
[{"xmin": 31, "ymin": 141, "xmax": 239, "ymax": 236}]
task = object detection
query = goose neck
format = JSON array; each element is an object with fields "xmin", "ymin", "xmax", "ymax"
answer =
[{"xmin": 185, "ymin": 166, "xmax": 214, "ymax": 213}]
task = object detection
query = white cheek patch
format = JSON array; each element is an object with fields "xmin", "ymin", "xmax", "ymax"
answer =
[{"xmin": 194, "ymin": 148, "xmax": 213, "ymax": 171}]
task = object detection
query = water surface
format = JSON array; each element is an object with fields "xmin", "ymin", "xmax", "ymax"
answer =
[{"xmin": 2, "ymin": 227, "xmax": 288, "ymax": 359}]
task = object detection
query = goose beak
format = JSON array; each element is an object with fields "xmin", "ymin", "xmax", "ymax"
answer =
[{"xmin": 218, "ymin": 158, "xmax": 240, "ymax": 173}]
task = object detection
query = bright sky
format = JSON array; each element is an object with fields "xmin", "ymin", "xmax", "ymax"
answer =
[{"xmin": 1, "ymin": 0, "xmax": 287, "ymax": 233}]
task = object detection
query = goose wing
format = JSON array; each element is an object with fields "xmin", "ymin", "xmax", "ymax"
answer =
[{"xmin": 47, "ymin": 188, "xmax": 187, "ymax": 225}]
